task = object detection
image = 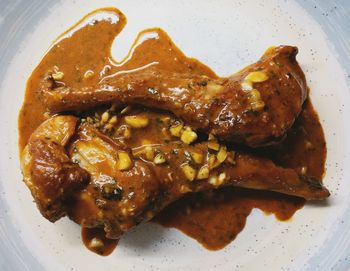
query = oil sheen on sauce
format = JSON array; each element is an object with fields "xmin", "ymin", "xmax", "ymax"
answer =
[{"xmin": 18, "ymin": 8, "xmax": 326, "ymax": 255}]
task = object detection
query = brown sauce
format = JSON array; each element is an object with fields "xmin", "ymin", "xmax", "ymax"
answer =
[
  {"xmin": 18, "ymin": 8, "xmax": 326, "ymax": 254},
  {"xmin": 153, "ymin": 188, "xmax": 304, "ymax": 250}
]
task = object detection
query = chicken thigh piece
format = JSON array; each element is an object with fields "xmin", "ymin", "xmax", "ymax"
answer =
[
  {"xmin": 67, "ymin": 122, "xmax": 328, "ymax": 239},
  {"xmin": 42, "ymin": 46, "xmax": 307, "ymax": 147}
]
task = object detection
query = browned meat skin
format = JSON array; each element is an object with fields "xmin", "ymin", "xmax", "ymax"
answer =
[
  {"xmin": 20, "ymin": 116, "xmax": 90, "ymax": 222},
  {"xmin": 67, "ymin": 124, "xmax": 328, "ymax": 239},
  {"xmin": 42, "ymin": 46, "xmax": 307, "ymax": 147}
]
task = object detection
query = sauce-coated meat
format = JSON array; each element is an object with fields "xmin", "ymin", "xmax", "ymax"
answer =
[
  {"xmin": 18, "ymin": 8, "xmax": 329, "ymax": 254},
  {"xmin": 21, "ymin": 113, "xmax": 328, "ymax": 239},
  {"xmin": 42, "ymin": 46, "xmax": 306, "ymax": 147}
]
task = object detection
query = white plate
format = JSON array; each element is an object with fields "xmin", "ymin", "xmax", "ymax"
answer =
[{"xmin": 1, "ymin": 1, "xmax": 350, "ymax": 270}]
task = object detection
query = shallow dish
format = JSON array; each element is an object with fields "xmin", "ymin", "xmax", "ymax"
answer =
[{"xmin": 1, "ymin": 1, "xmax": 350, "ymax": 270}]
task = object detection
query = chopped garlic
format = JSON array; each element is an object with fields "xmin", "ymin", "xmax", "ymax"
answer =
[
  {"xmin": 208, "ymin": 154, "xmax": 217, "ymax": 169},
  {"xmin": 124, "ymin": 115, "xmax": 149, "ymax": 128},
  {"xmin": 117, "ymin": 152, "xmax": 133, "ymax": 171},
  {"xmin": 108, "ymin": 116, "xmax": 118, "ymax": 124},
  {"xmin": 208, "ymin": 140, "xmax": 220, "ymax": 151},
  {"xmin": 180, "ymin": 127, "xmax": 198, "ymax": 144},
  {"xmin": 154, "ymin": 153, "xmax": 166, "ymax": 164},
  {"xmin": 248, "ymin": 89, "xmax": 265, "ymax": 111},
  {"xmin": 190, "ymin": 152, "xmax": 203, "ymax": 164},
  {"xmin": 101, "ymin": 111, "xmax": 110, "ymax": 123},
  {"xmin": 52, "ymin": 71, "xmax": 64, "ymax": 80},
  {"xmin": 217, "ymin": 146, "xmax": 228, "ymax": 163},
  {"xmin": 197, "ymin": 166, "xmax": 209, "ymax": 180},
  {"xmin": 245, "ymin": 71, "xmax": 269, "ymax": 83},
  {"xmin": 144, "ymin": 146, "xmax": 155, "ymax": 161},
  {"xmin": 181, "ymin": 164, "xmax": 196, "ymax": 181},
  {"xmin": 169, "ymin": 121, "xmax": 184, "ymax": 137}
]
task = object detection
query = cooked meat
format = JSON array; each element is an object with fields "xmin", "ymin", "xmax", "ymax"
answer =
[
  {"xmin": 42, "ymin": 46, "xmax": 307, "ymax": 147},
  {"xmin": 20, "ymin": 111, "xmax": 329, "ymax": 238},
  {"xmin": 20, "ymin": 116, "xmax": 89, "ymax": 222},
  {"xmin": 67, "ymin": 123, "xmax": 328, "ymax": 239}
]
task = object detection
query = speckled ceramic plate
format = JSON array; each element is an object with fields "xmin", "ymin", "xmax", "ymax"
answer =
[{"xmin": 1, "ymin": 1, "xmax": 350, "ymax": 270}]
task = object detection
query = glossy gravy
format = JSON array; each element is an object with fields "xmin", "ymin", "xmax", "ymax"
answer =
[{"xmin": 18, "ymin": 8, "xmax": 326, "ymax": 254}]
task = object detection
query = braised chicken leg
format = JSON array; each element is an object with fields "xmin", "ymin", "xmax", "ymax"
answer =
[
  {"xmin": 21, "ymin": 114, "xmax": 329, "ymax": 235},
  {"xmin": 68, "ymin": 122, "xmax": 328, "ymax": 239},
  {"xmin": 42, "ymin": 46, "xmax": 307, "ymax": 147}
]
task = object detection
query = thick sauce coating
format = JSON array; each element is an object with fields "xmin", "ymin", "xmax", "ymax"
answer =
[
  {"xmin": 153, "ymin": 99, "xmax": 325, "ymax": 250},
  {"xmin": 18, "ymin": 8, "xmax": 326, "ymax": 254}
]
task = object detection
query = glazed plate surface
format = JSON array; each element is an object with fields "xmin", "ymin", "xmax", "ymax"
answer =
[{"xmin": 1, "ymin": 1, "xmax": 350, "ymax": 270}]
